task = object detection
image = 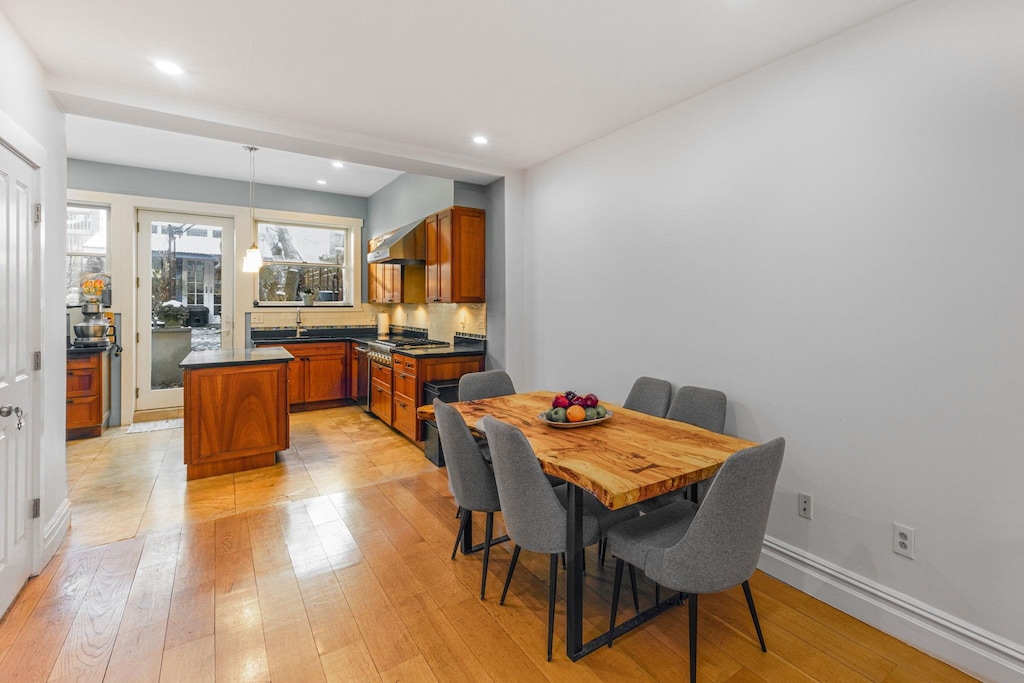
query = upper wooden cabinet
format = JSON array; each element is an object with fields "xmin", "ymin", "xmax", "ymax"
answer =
[
  {"xmin": 425, "ymin": 207, "xmax": 486, "ymax": 303},
  {"xmin": 367, "ymin": 261, "xmax": 425, "ymax": 304}
]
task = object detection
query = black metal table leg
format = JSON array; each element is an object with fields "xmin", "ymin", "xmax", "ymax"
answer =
[{"xmin": 566, "ymin": 483, "xmax": 585, "ymax": 659}]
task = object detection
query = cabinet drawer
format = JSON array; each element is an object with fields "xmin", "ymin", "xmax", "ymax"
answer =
[
  {"xmin": 371, "ymin": 362, "xmax": 392, "ymax": 385},
  {"xmin": 66, "ymin": 395, "xmax": 101, "ymax": 428},
  {"xmin": 393, "ymin": 367, "xmax": 417, "ymax": 400},
  {"xmin": 394, "ymin": 355, "xmax": 416, "ymax": 372},
  {"xmin": 370, "ymin": 381, "xmax": 392, "ymax": 423},
  {"xmin": 392, "ymin": 392, "xmax": 417, "ymax": 440},
  {"xmin": 67, "ymin": 354, "xmax": 100, "ymax": 371},
  {"xmin": 67, "ymin": 368, "xmax": 99, "ymax": 397}
]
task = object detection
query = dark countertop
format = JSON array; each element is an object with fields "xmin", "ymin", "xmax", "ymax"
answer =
[
  {"xmin": 251, "ymin": 327, "xmax": 486, "ymax": 359},
  {"xmin": 67, "ymin": 345, "xmax": 113, "ymax": 358},
  {"xmin": 180, "ymin": 347, "xmax": 294, "ymax": 369},
  {"xmin": 391, "ymin": 345, "xmax": 485, "ymax": 358}
]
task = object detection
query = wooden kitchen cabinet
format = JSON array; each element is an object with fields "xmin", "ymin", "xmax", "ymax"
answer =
[
  {"xmin": 425, "ymin": 207, "xmax": 486, "ymax": 303},
  {"xmin": 391, "ymin": 352, "xmax": 485, "ymax": 441},
  {"xmin": 368, "ymin": 261, "xmax": 425, "ymax": 304},
  {"xmin": 66, "ymin": 350, "xmax": 109, "ymax": 440},
  {"xmin": 181, "ymin": 350, "xmax": 290, "ymax": 480},
  {"xmin": 370, "ymin": 361, "xmax": 393, "ymax": 423},
  {"xmin": 267, "ymin": 342, "xmax": 347, "ymax": 410}
]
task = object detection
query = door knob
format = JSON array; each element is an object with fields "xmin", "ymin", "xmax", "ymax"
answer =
[{"xmin": 1, "ymin": 405, "xmax": 24, "ymax": 430}]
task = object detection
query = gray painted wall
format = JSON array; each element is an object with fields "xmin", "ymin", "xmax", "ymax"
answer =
[
  {"xmin": 366, "ymin": 173, "xmax": 454, "ymax": 238},
  {"xmin": 454, "ymin": 181, "xmax": 487, "ymax": 210},
  {"xmin": 68, "ymin": 159, "xmax": 368, "ymax": 218},
  {"xmin": 484, "ymin": 179, "xmax": 506, "ymax": 370}
]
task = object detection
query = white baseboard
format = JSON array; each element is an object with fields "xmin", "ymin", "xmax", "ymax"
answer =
[
  {"xmin": 759, "ymin": 536, "xmax": 1024, "ymax": 683},
  {"xmin": 40, "ymin": 497, "xmax": 70, "ymax": 567}
]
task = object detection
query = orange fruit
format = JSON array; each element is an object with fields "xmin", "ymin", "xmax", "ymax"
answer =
[{"xmin": 566, "ymin": 405, "xmax": 586, "ymax": 422}]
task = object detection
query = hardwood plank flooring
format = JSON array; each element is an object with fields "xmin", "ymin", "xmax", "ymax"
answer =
[{"xmin": 0, "ymin": 405, "xmax": 978, "ymax": 682}]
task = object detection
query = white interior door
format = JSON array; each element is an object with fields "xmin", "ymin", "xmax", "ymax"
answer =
[
  {"xmin": 136, "ymin": 210, "xmax": 233, "ymax": 412},
  {"xmin": 0, "ymin": 142, "xmax": 37, "ymax": 617}
]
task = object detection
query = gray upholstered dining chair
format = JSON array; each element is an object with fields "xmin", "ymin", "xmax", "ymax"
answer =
[
  {"xmin": 622, "ymin": 376, "xmax": 673, "ymax": 417},
  {"xmin": 480, "ymin": 416, "xmax": 640, "ymax": 660},
  {"xmin": 606, "ymin": 437, "xmax": 786, "ymax": 683},
  {"xmin": 666, "ymin": 385, "xmax": 727, "ymax": 433},
  {"xmin": 433, "ymin": 399, "xmax": 506, "ymax": 600},
  {"xmin": 639, "ymin": 385, "xmax": 728, "ymax": 513},
  {"xmin": 459, "ymin": 370, "xmax": 516, "ymax": 401}
]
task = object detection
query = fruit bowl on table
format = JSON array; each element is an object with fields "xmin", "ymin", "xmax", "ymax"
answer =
[{"xmin": 537, "ymin": 411, "xmax": 613, "ymax": 429}]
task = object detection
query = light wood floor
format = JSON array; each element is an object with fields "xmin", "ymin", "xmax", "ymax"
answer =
[{"xmin": 0, "ymin": 407, "xmax": 976, "ymax": 682}]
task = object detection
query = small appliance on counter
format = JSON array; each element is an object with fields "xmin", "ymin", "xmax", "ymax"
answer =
[{"xmin": 72, "ymin": 299, "xmax": 115, "ymax": 348}]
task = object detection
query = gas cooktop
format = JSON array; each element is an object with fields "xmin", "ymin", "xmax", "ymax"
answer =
[{"xmin": 370, "ymin": 337, "xmax": 449, "ymax": 349}]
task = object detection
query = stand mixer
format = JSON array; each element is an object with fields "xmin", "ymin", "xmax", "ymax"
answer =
[{"xmin": 73, "ymin": 299, "xmax": 114, "ymax": 348}]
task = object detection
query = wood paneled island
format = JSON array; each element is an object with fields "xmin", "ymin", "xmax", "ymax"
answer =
[{"xmin": 179, "ymin": 347, "xmax": 292, "ymax": 480}]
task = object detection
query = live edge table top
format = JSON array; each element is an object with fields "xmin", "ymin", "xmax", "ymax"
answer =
[{"xmin": 417, "ymin": 391, "xmax": 757, "ymax": 510}]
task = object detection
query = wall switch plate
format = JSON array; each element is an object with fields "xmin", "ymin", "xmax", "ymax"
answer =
[
  {"xmin": 894, "ymin": 522, "xmax": 915, "ymax": 559},
  {"xmin": 798, "ymin": 492, "xmax": 812, "ymax": 520},
  {"xmin": 251, "ymin": 312, "xmax": 264, "ymax": 324}
]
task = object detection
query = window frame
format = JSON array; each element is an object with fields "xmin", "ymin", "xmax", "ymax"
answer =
[{"xmin": 253, "ymin": 218, "xmax": 359, "ymax": 307}]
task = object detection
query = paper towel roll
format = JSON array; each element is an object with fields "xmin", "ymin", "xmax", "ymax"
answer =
[{"xmin": 377, "ymin": 312, "xmax": 389, "ymax": 337}]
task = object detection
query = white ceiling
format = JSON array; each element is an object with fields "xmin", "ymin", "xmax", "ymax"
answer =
[
  {"xmin": 2, "ymin": 0, "xmax": 915, "ymax": 188},
  {"xmin": 66, "ymin": 115, "xmax": 403, "ymax": 196}
]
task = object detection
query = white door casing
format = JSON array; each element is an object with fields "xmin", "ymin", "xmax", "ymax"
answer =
[{"xmin": 0, "ymin": 141, "xmax": 38, "ymax": 617}]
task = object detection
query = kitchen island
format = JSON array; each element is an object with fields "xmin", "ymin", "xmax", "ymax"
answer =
[{"xmin": 179, "ymin": 347, "xmax": 292, "ymax": 480}]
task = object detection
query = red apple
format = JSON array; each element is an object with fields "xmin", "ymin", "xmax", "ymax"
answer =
[
  {"xmin": 552, "ymin": 395, "xmax": 570, "ymax": 409},
  {"xmin": 584, "ymin": 393, "xmax": 599, "ymax": 408}
]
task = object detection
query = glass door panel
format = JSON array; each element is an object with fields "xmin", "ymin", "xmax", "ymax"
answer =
[{"xmin": 137, "ymin": 211, "xmax": 233, "ymax": 411}]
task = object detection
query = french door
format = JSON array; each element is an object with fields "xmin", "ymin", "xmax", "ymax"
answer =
[
  {"xmin": 136, "ymin": 210, "xmax": 233, "ymax": 411},
  {"xmin": 0, "ymin": 141, "xmax": 37, "ymax": 617}
]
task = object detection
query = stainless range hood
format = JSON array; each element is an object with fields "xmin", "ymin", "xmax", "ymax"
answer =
[{"xmin": 367, "ymin": 220, "xmax": 426, "ymax": 264}]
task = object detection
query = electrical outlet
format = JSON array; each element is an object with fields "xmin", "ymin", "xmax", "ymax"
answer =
[
  {"xmin": 251, "ymin": 312, "xmax": 264, "ymax": 324},
  {"xmin": 798, "ymin": 492, "xmax": 812, "ymax": 520},
  {"xmin": 894, "ymin": 522, "xmax": 915, "ymax": 559}
]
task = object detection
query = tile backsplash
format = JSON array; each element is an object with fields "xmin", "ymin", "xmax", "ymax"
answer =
[{"xmin": 250, "ymin": 302, "xmax": 486, "ymax": 343}]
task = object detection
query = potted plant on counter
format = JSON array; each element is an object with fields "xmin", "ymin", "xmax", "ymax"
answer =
[
  {"xmin": 156, "ymin": 299, "xmax": 189, "ymax": 328},
  {"xmin": 300, "ymin": 287, "xmax": 318, "ymax": 306}
]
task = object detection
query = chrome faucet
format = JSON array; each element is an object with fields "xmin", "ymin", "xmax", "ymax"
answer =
[{"xmin": 295, "ymin": 308, "xmax": 306, "ymax": 338}]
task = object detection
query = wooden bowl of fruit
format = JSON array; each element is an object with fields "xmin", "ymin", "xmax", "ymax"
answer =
[{"xmin": 539, "ymin": 391, "xmax": 612, "ymax": 428}]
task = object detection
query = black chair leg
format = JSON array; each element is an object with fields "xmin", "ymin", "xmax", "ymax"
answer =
[
  {"xmin": 500, "ymin": 545, "xmax": 521, "ymax": 605},
  {"xmin": 450, "ymin": 508, "xmax": 468, "ymax": 560},
  {"xmin": 480, "ymin": 512, "xmax": 494, "ymax": 599},
  {"xmin": 608, "ymin": 557, "xmax": 624, "ymax": 648},
  {"xmin": 561, "ymin": 552, "xmax": 565, "ymax": 569},
  {"xmin": 654, "ymin": 584, "xmax": 661, "ymax": 605},
  {"xmin": 742, "ymin": 580, "xmax": 767, "ymax": 652},
  {"xmin": 455, "ymin": 506, "xmax": 461, "ymax": 519},
  {"xmin": 628, "ymin": 564, "xmax": 640, "ymax": 614},
  {"xmin": 547, "ymin": 553, "xmax": 558, "ymax": 661},
  {"xmin": 598, "ymin": 538, "xmax": 606, "ymax": 566},
  {"xmin": 689, "ymin": 593, "xmax": 699, "ymax": 683}
]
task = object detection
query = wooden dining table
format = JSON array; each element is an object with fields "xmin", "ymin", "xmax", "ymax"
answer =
[{"xmin": 418, "ymin": 390, "xmax": 758, "ymax": 660}]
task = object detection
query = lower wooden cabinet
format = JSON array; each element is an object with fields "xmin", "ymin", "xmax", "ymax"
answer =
[
  {"xmin": 183, "ymin": 360, "xmax": 289, "ymax": 480},
  {"xmin": 389, "ymin": 353, "xmax": 484, "ymax": 441},
  {"xmin": 370, "ymin": 361, "xmax": 393, "ymax": 423},
  {"xmin": 259, "ymin": 342, "xmax": 349, "ymax": 410},
  {"xmin": 66, "ymin": 350, "xmax": 109, "ymax": 440}
]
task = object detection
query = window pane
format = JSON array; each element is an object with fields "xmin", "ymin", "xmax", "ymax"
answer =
[
  {"xmin": 66, "ymin": 205, "xmax": 108, "ymax": 254},
  {"xmin": 258, "ymin": 223, "xmax": 346, "ymax": 265},
  {"xmin": 66, "ymin": 255, "xmax": 107, "ymax": 304},
  {"xmin": 255, "ymin": 222, "xmax": 349, "ymax": 303},
  {"xmin": 258, "ymin": 264, "xmax": 343, "ymax": 302}
]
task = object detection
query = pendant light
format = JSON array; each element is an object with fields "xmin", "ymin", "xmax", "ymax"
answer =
[{"xmin": 242, "ymin": 145, "xmax": 263, "ymax": 273}]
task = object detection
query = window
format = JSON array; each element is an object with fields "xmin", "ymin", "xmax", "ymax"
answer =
[
  {"xmin": 255, "ymin": 221, "xmax": 352, "ymax": 305},
  {"xmin": 66, "ymin": 204, "xmax": 110, "ymax": 305}
]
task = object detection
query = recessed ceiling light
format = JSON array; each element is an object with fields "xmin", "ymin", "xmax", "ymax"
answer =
[
  {"xmin": 316, "ymin": 180, "xmax": 327, "ymax": 185},
  {"xmin": 473, "ymin": 136, "xmax": 488, "ymax": 145},
  {"xmin": 154, "ymin": 60, "xmax": 183, "ymax": 75},
  {"xmin": 332, "ymin": 161, "xmax": 344, "ymax": 168}
]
